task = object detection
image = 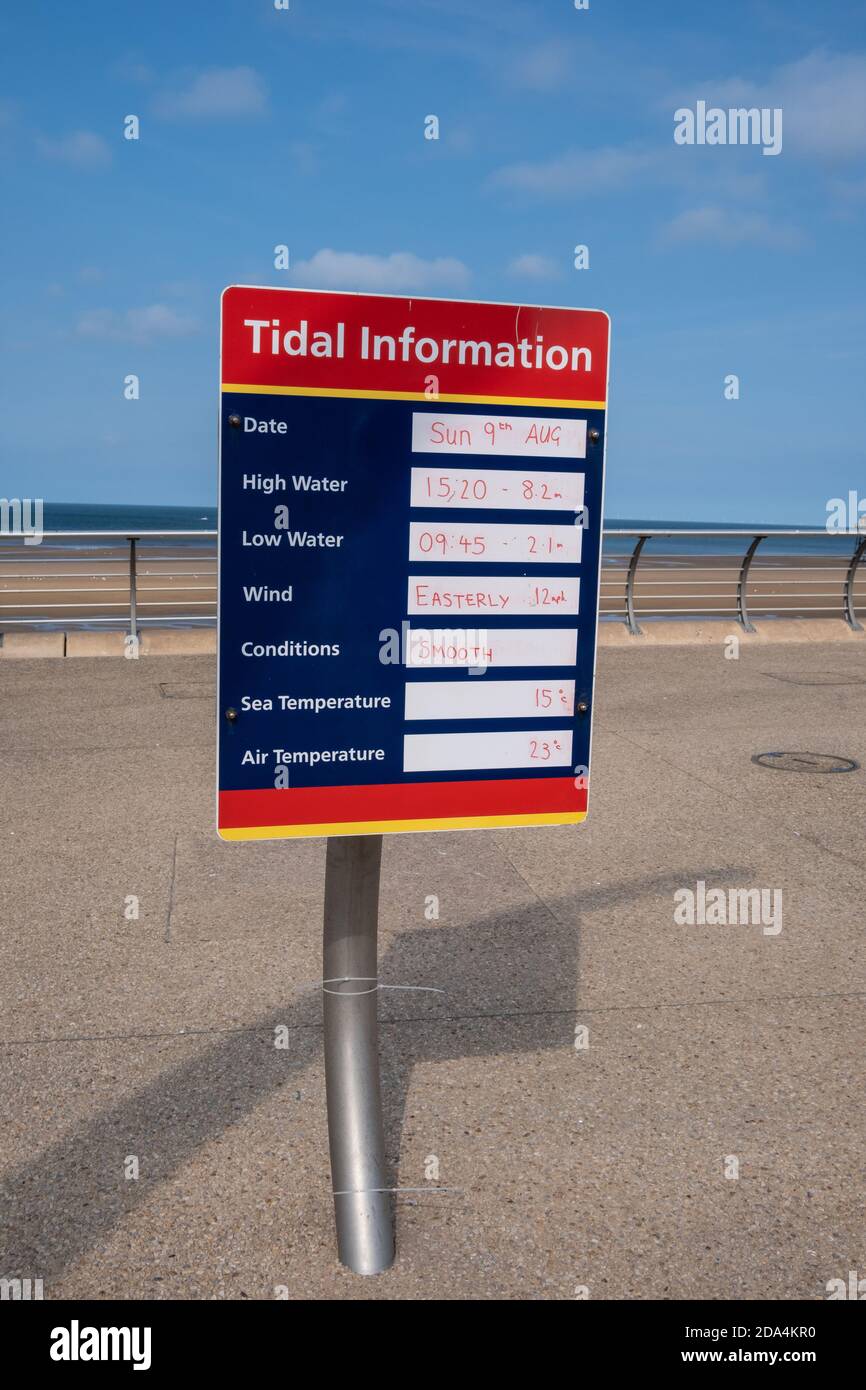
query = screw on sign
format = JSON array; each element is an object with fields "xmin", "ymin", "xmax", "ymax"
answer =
[{"xmin": 217, "ymin": 287, "xmax": 610, "ymax": 1273}]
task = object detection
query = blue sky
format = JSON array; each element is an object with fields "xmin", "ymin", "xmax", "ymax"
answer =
[{"xmin": 2, "ymin": 0, "xmax": 865, "ymax": 522}]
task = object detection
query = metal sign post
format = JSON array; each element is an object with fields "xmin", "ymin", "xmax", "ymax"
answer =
[{"xmin": 322, "ymin": 834, "xmax": 394, "ymax": 1275}]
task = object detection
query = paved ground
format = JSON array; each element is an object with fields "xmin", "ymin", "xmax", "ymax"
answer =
[{"xmin": 0, "ymin": 641, "xmax": 863, "ymax": 1301}]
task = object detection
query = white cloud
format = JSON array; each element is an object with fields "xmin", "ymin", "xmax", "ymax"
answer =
[
  {"xmin": 507, "ymin": 41, "xmax": 574, "ymax": 91},
  {"xmin": 113, "ymin": 56, "xmax": 155, "ymax": 85},
  {"xmin": 37, "ymin": 130, "xmax": 112, "ymax": 170},
  {"xmin": 154, "ymin": 67, "xmax": 267, "ymax": 119},
  {"xmin": 76, "ymin": 304, "xmax": 199, "ymax": 343},
  {"xmin": 772, "ymin": 50, "xmax": 866, "ymax": 158},
  {"xmin": 507, "ymin": 253, "xmax": 560, "ymax": 279},
  {"xmin": 159, "ymin": 279, "xmax": 199, "ymax": 298},
  {"xmin": 662, "ymin": 206, "xmax": 804, "ymax": 250},
  {"xmin": 289, "ymin": 139, "xmax": 320, "ymax": 176},
  {"xmin": 830, "ymin": 174, "xmax": 866, "ymax": 204},
  {"xmin": 488, "ymin": 146, "xmax": 659, "ymax": 197},
  {"xmin": 493, "ymin": 47, "xmax": 866, "ymax": 212},
  {"xmin": 490, "ymin": 140, "xmax": 775, "ymax": 204},
  {"xmin": 671, "ymin": 49, "xmax": 866, "ymax": 160},
  {"xmin": 291, "ymin": 249, "xmax": 471, "ymax": 293}
]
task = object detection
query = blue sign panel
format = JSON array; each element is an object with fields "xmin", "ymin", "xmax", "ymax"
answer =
[{"xmin": 218, "ymin": 287, "xmax": 609, "ymax": 840}]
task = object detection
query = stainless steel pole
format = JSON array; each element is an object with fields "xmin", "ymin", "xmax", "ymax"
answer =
[{"xmin": 322, "ymin": 834, "xmax": 394, "ymax": 1275}]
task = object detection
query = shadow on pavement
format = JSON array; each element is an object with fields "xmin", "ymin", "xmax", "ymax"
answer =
[{"xmin": 0, "ymin": 864, "xmax": 754, "ymax": 1284}]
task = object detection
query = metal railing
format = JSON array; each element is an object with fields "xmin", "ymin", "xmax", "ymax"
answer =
[
  {"xmin": 603, "ymin": 529, "xmax": 866, "ymax": 634},
  {"xmin": 0, "ymin": 531, "xmax": 216, "ymax": 636},
  {"xmin": 0, "ymin": 527, "xmax": 864, "ymax": 634}
]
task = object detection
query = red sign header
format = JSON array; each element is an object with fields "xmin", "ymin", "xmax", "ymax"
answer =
[{"xmin": 221, "ymin": 287, "xmax": 609, "ymax": 404}]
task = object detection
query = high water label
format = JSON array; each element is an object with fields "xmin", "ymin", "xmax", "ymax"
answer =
[{"xmin": 217, "ymin": 286, "xmax": 609, "ymax": 840}]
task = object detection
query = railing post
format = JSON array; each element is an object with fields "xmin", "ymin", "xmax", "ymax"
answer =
[
  {"xmin": 128, "ymin": 536, "xmax": 138, "ymax": 640},
  {"xmin": 736, "ymin": 534, "xmax": 764, "ymax": 633},
  {"xmin": 625, "ymin": 535, "xmax": 648, "ymax": 635},
  {"xmin": 843, "ymin": 533, "xmax": 866, "ymax": 631}
]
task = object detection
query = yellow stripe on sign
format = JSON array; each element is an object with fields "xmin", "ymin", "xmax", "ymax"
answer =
[
  {"xmin": 221, "ymin": 383, "xmax": 607, "ymax": 410},
  {"xmin": 219, "ymin": 811, "xmax": 587, "ymax": 840}
]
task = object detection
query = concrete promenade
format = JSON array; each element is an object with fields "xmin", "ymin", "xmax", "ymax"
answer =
[{"xmin": 1, "ymin": 642, "xmax": 863, "ymax": 1300}]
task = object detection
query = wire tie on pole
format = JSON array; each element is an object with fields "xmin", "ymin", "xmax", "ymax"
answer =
[
  {"xmin": 331, "ymin": 1186, "xmax": 463, "ymax": 1197},
  {"xmin": 320, "ymin": 976, "xmax": 446, "ymax": 997}
]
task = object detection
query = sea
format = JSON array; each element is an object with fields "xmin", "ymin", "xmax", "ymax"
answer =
[
  {"xmin": 42, "ymin": 502, "xmax": 217, "ymax": 533},
  {"xmin": 37, "ymin": 502, "xmax": 854, "ymax": 558}
]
